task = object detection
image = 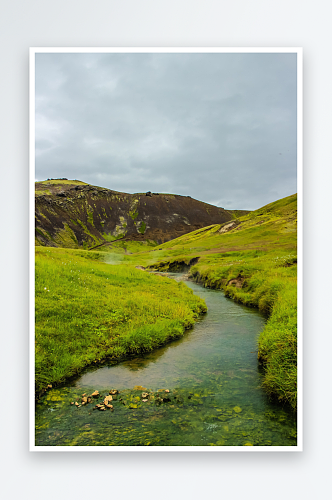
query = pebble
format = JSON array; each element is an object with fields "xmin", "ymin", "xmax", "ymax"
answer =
[{"xmin": 103, "ymin": 395, "xmax": 113, "ymax": 405}]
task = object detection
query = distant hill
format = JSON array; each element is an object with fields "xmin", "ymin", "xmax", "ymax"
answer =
[{"xmin": 35, "ymin": 179, "xmax": 248, "ymax": 248}]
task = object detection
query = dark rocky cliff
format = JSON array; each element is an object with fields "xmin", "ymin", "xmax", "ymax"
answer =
[{"xmin": 35, "ymin": 179, "xmax": 240, "ymax": 248}]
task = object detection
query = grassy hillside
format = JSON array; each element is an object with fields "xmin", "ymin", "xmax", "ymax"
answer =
[
  {"xmin": 35, "ymin": 192, "xmax": 298, "ymax": 410},
  {"xmin": 35, "ymin": 246, "xmax": 206, "ymax": 396},
  {"xmin": 129, "ymin": 193, "xmax": 298, "ymax": 410}
]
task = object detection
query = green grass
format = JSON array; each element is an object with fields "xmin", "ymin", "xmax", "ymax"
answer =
[
  {"xmin": 35, "ymin": 192, "xmax": 298, "ymax": 411},
  {"xmin": 37, "ymin": 179, "xmax": 87, "ymax": 186},
  {"xmin": 133, "ymin": 193, "xmax": 298, "ymax": 410},
  {"xmin": 35, "ymin": 246, "xmax": 206, "ymax": 396}
]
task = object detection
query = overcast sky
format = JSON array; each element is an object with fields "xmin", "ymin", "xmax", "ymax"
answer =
[{"xmin": 35, "ymin": 52, "xmax": 297, "ymax": 210}]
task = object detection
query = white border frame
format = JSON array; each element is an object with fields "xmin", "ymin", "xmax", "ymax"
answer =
[{"xmin": 29, "ymin": 47, "xmax": 303, "ymax": 452}]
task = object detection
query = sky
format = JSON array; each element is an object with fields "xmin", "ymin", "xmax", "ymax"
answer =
[{"xmin": 35, "ymin": 52, "xmax": 297, "ymax": 210}]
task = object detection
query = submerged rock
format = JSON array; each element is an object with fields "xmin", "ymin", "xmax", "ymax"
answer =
[{"xmin": 233, "ymin": 406, "xmax": 242, "ymax": 413}]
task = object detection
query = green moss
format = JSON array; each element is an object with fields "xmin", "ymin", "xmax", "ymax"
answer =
[
  {"xmin": 35, "ymin": 189, "xmax": 52, "ymax": 196},
  {"xmin": 37, "ymin": 179, "xmax": 87, "ymax": 186},
  {"xmin": 129, "ymin": 210, "xmax": 139, "ymax": 220},
  {"xmin": 36, "ymin": 227, "xmax": 47, "ymax": 238},
  {"xmin": 76, "ymin": 220, "xmax": 100, "ymax": 245},
  {"xmin": 138, "ymin": 221, "xmax": 146, "ymax": 235},
  {"xmin": 53, "ymin": 224, "xmax": 79, "ymax": 249},
  {"xmin": 87, "ymin": 208, "xmax": 94, "ymax": 227}
]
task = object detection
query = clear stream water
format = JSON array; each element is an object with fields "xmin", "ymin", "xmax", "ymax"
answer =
[{"xmin": 35, "ymin": 275, "xmax": 297, "ymax": 447}]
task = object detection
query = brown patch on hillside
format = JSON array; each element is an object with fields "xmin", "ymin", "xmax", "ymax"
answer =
[{"xmin": 226, "ymin": 274, "xmax": 245, "ymax": 288}]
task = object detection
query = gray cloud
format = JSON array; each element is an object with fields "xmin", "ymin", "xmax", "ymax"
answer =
[{"xmin": 35, "ymin": 52, "xmax": 297, "ymax": 210}]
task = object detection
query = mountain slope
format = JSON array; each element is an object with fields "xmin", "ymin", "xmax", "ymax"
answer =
[{"xmin": 35, "ymin": 179, "xmax": 244, "ymax": 248}]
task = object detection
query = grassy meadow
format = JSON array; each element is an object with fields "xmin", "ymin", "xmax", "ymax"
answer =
[
  {"xmin": 35, "ymin": 193, "xmax": 297, "ymax": 411},
  {"xmin": 35, "ymin": 246, "xmax": 206, "ymax": 396}
]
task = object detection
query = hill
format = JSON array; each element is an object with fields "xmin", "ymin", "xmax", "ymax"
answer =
[{"xmin": 35, "ymin": 179, "xmax": 247, "ymax": 248}]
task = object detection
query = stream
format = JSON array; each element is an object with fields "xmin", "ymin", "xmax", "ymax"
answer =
[{"xmin": 35, "ymin": 274, "xmax": 297, "ymax": 447}]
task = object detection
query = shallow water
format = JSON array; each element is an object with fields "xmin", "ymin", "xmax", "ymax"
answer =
[{"xmin": 35, "ymin": 276, "xmax": 297, "ymax": 447}]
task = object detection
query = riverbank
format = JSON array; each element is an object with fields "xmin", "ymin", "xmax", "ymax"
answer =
[
  {"xmin": 142, "ymin": 194, "xmax": 297, "ymax": 410},
  {"xmin": 35, "ymin": 247, "xmax": 206, "ymax": 397},
  {"xmin": 190, "ymin": 258, "xmax": 297, "ymax": 410}
]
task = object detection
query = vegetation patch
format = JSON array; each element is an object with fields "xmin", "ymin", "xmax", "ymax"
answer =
[
  {"xmin": 141, "ymin": 194, "xmax": 298, "ymax": 410},
  {"xmin": 34, "ymin": 187, "xmax": 298, "ymax": 412},
  {"xmin": 35, "ymin": 247, "xmax": 206, "ymax": 397},
  {"xmin": 138, "ymin": 221, "xmax": 146, "ymax": 235}
]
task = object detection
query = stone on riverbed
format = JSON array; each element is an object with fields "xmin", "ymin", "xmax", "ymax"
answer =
[{"xmin": 103, "ymin": 395, "xmax": 113, "ymax": 405}]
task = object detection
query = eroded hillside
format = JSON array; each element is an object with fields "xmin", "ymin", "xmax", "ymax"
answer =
[{"xmin": 35, "ymin": 179, "xmax": 244, "ymax": 248}]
